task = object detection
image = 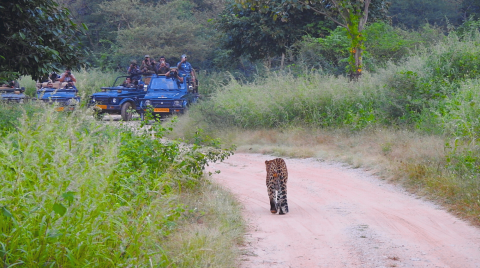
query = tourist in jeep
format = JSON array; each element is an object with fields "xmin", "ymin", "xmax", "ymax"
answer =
[
  {"xmin": 177, "ymin": 54, "xmax": 195, "ymax": 83},
  {"xmin": 45, "ymin": 82, "xmax": 54, "ymax": 88},
  {"xmin": 141, "ymin": 55, "xmax": 155, "ymax": 74},
  {"xmin": 121, "ymin": 77, "xmax": 135, "ymax": 88},
  {"xmin": 59, "ymin": 69, "xmax": 77, "ymax": 83},
  {"xmin": 50, "ymin": 72, "xmax": 60, "ymax": 82},
  {"xmin": 128, "ymin": 60, "xmax": 142, "ymax": 80},
  {"xmin": 155, "ymin": 56, "xmax": 170, "ymax": 75}
]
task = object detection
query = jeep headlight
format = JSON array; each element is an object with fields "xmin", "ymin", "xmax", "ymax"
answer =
[
  {"xmin": 91, "ymin": 97, "xmax": 96, "ymax": 103},
  {"xmin": 173, "ymin": 100, "xmax": 182, "ymax": 107},
  {"xmin": 145, "ymin": 100, "xmax": 151, "ymax": 106},
  {"xmin": 112, "ymin": 98, "xmax": 117, "ymax": 104}
]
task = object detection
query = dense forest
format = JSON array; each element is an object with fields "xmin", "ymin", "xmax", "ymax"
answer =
[{"xmin": 56, "ymin": 0, "xmax": 480, "ymax": 74}]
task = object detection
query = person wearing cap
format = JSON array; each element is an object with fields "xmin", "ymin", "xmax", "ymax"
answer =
[
  {"xmin": 176, "ymin": 54, "xmax": 195, "ymax": 83},
  {"xmin": 155, "ymin": 56, "xmax": 170, "ymax": 75},
  {"xmin": 141, "ymin": 55, "xmax": 155, "ymax": 74}
]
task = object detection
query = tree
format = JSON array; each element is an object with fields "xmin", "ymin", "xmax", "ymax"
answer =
[
  {"xmin": 236, "ymin": 0, "xmax": 389, "ymax": 78},
  {"xmin": 0, "ymin": 0, "xmax": 87, "ymax": 81},
  {"xmin": 55, "ymin": 0, "xmax": 118, "ymax": 68},
  {"xmin": 97, "ymin": 0, "xmax": 225, "ymax": 69},
  {"xmin": 389, "ymin": 0, "xmax": 461, "ymax": 29},
  {"xmin": 459, "ymin": 0, "xmax": 480, "ymax": 21},
  {"xmin": 216, "ymin": 1, "xmax": 334, "ymax": 67}
]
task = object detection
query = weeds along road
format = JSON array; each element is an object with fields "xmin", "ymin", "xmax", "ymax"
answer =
[{"xmin": 207, "ymin": 153, "xmax": 480, "ymax": 268}]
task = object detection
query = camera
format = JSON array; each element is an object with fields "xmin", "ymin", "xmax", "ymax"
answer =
[{"xmin": 67, "ymin": 71, "xmax": 71, "ymax": 75}]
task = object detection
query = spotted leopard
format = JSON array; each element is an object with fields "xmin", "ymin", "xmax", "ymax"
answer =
[{"xmin": 265, "ymin": 158, "xmax": 289, "ymax": 215}]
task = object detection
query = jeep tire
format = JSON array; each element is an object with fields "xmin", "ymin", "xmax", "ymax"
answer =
[{"xmin": 121, "ymin": 102, "xmax": 133, "ymax": 121}]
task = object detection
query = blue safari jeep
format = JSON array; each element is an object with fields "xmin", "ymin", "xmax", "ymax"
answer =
[
  {"xmin": 0, "ymin": 82, "xmax": 26, "ymax": 103},
  {"xmin": 36, "ymin": 81, "xmax": 80, "ymax": 111},
  {"xmin": 139, "ymin": 71, "xmax": 198, "ymax": 120},
  {"xmin": 89, "ymin": 75, "xmax": 149, "ymax": 121}
]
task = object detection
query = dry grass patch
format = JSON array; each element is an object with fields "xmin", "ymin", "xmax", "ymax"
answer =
[
  {"xmin": 160, "ymin": 180, "xmax": 245, "ymax": 267},
  {"xmin": 169, "ymin": 120, "xmax": 480, "ymax": 225}
]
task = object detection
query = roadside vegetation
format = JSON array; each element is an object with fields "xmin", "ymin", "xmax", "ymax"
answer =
[
  {"xmin": 170, "ymin": 24, "xmax": 480, "ymax": 226},
  {"xmin": 0, "ymin": 103, "xmax": 243, "ymax": 267},
  {"xmin": 2, "ymin": 0, "xmax": 480, "ymax": 267}
]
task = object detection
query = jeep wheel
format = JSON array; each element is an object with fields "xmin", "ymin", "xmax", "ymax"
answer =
[{"xmin": 121, "ymin": 102, "xmax": 133, "ymax": 121}]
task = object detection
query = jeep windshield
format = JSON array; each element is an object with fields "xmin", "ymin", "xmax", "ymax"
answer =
[
  {"xmin": 100, "ymin": 76, "xmax": 142, "ymax": 90},
  {"xmin": 149, "ymin": 78, "xmax": 180, "ymax": 91}
]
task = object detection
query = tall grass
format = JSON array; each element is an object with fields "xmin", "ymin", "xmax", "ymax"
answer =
[
  {"xmin": 193, "ymin": 71, "xmax": 382, "ymax": 129},
  {"xmin": 175, "ymin": 25, "xmax": 480, "ymax": 225},
  {"xmin": 0, "ymin": 103, "xmax": 238, "ymax": 267}
]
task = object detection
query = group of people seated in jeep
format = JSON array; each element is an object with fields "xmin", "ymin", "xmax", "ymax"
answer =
[
  {"xmin": 1, "ymin": 80, "xmax": 19, "ymax": 89},
  {"xmin": 127, "ymin": 54, "xmax": 196, "ymax": 84},
  {"xmin": 38, "ymin": 68, "xmax": 77, "ymax": 89}
]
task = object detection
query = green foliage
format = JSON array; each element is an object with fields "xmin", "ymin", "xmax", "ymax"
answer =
[
  {"xmin": 435, "ymin": 80, "xmax": 480, "ymax": 177},
  {"xmin": 382, "ymin": 28, "xmax": 480, "ymax": 124},
  {"xmin": 389, "ymin": 0, "xmax": 462, "ymax": 29},
  {"xmin": 0, "ymin": 104, "xmax": 234, "ymax": 266},
  {"xmin": 216, "ymin": 1, "xmax": 333, "ymax": 61},
  {"xmin": 293, "ymin": 27, "xmax": 349, "ymax": 75},
  {"xmin": 460, "ymin": 0, "xmax": 480, "ymax": 21},
  {"xmin": 0, "ymin": 0, "xmax": 87, "ymax": 81},
  {"xmin": 190, "ymin": 18, "xmax": 480, "ymax": 136},
  {"xmin": 97, "ymin": 0, "xmax": 224, "ymax": 68},
  {"xmin": 293, "ymin": 22, "xmax": 445, "ymax": 75}
]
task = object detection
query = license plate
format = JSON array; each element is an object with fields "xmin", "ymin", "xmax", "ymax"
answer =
[
  {"xmin": 154, "ymin": 108, "xmax": 169, "ymax": 112},
  {"xmin": 56, "ymin": 107, "xmax": 64, "ymax": 112},
  {"xmin": 96, "ymin": 105, "xmax": 107, "ymax": 109}
]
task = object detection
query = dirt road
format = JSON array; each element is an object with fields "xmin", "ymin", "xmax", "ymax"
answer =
[{"xmin": 207, "ymin": 153, "xmax": 480, "ymax": 268}]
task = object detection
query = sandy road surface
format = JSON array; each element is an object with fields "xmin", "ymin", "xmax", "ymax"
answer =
[{"xmin": 207, "ymin": 153, "xmax": 480, "ymax": 268}]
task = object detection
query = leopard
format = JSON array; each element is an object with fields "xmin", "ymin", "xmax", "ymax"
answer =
[{"xmin": 265, "ymin": 158, "xmax": 289, "ymax": 215}]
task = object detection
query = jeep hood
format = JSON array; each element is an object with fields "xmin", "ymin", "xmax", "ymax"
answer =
[
  {"xmin": 40, "ymin": 91, "xmax": 77, "ymax": 100},
  {"xmin": 1, "ymin": 93, "xmax": 25, "ymax": 99},
  {"xmin": 144, "ymin": 91, "xmax": 184, "ymax": 100}
]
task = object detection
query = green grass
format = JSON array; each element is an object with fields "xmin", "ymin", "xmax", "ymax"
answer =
[{"xmin": 0, "ymin": 103, "xmax": 240, "ymax": 267}]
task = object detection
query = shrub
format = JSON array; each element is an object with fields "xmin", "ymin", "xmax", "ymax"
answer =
[{"xmin": 0, "ymin": 106, "xmax": 234, "ymax": 267}]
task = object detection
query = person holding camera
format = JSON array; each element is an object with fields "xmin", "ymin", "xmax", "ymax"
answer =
[
  {"xmin": 128, "ymin": 60, "xmax": 141, "ymax": 80},
  {"xmin": 176, "ymin": 54, "xmax": 195, "ymax": 83},
  {"xmin": 59, "ymin": 69, "xmax": 77, "ymax": 83},
  {"xmin": 155, "ymin": 56, "xmax": 170, "ymax": 75},
  {"xmin": 141, "ymin": 55, "xmax": 155, "ymax": 74}
]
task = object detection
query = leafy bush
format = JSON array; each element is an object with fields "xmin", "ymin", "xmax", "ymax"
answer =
[{"xmin": 0, "ymin": 106, "xmax": 234, "ymax": 267}]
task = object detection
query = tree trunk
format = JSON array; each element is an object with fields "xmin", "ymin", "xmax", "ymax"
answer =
[
  {"xmin": 281, "ymin": 52, "xmax": 285, "ymax": 70},
  {"xmin": 352, "ymin": 45, "xmax": 362, "ymax": 81}
]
